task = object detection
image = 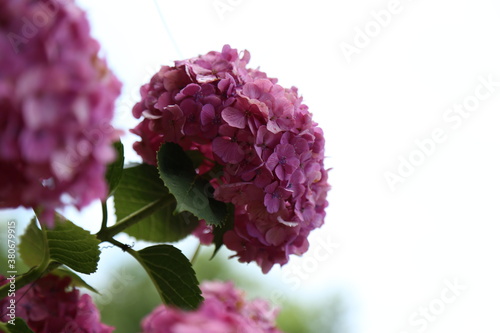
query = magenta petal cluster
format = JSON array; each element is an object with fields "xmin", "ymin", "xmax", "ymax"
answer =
[
  {"xmin": 141, "ymin": 281, "xmax": 282, "ymax": 333},
  {"xmin": 0, "ymin": 0, "xmax": 122, "ymax": 225},
  {"xmin": 0, "ymin": 274, "xmax": 113, "ymax": 333},
  {"xmin": 132, "ymin": 45, "xmax": 329, "ymax": 273}
]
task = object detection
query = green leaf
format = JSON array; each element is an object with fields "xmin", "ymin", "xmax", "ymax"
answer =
[
  {"xmin": 45, "ymin": 214, "xmax": 100, "ymax": 274},
  {"xmin": 105, "ymin": 140, "xmax": 125, "ymax": 197},
  {"xmin": 211, "ymin": 204, "xmax": 234, "ymax": 259},
  {"xmin": 19, "ymin": 218, "xmax": 46, "ymax": 268},
  {"xmin": 114, "ymin": 164, "xmax": 199, "ymax": 242},
  {"xmin": 51, "ymin": 267, "xmax": 99, "ymax": 293},
  {"xmin": 157, "ymin": 142, "xmax": 227, "ymax": 227},
  {"xmin": 19, "ymin": 215, "xmax": 100, "ymax": 275},
  {"xmin": 185, "ymin": 150, "xmax": 206, "ymax": 169},
  {"xmin": 133, "ymin": 245, "xmax": 203, "ymax": 310},
  {"xmin": 0, "ymin": 318, "xmax": 35, "ymax": 333}
]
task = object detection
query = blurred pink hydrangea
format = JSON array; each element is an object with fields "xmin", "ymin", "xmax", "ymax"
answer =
[
  {"xmin": 141, "ymin": 280, "xmax": 282, "ymax": 333},
  {"xmin": 132, "ymin": 45, "xmax": 329, "ymax": 273},
  {"xmin": 0, "ymin": 274, "xmax": 113, "ymax": 333},
  {"xmin": 0, "ymin": 0, "xmax": 122, "ymax": 225}
]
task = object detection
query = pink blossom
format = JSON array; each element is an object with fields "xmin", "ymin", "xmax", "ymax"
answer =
[
  {"xmin": 264, "ymin": 182, "xmax": 292, "ymax": 214},
  {"xmin": 200, "ymin": 103, "xmax": 223, "ymax": 139},
  {"xmin": 266, "ymin": 143, "xmax": 300, "ymax": 181},
  {"xmin": 0, "ymin": 0, "xmax": 122, "ymax": 226},
  {"xmin": 0, "ymin": 274, "xmax": 113, "ymax": 333},
  {"xmin": 132, "ymin": 45, "xmax": 329, "ymax": 273},
  {"xmin": 212, "ymin": 125, "xmax": 247, "ymax": 164},
  {"xmin": 192, "ymin": 220, "xmax": 214, "ymax": 245},
  {"xmin": 255, "ymin": 126, "xmax": 281, "ymax": 161},
  {"xmin": 141, "ymin": 281, "xmax": 282, "ymax": 333}
]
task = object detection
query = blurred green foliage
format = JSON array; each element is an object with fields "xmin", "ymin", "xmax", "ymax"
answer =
[
  {"xmin": 0, "ymin": 218, "xmax": 348, "ymax": 333},
  {"xmin": 96, "ymin": 245, "xmax": 348, "ymax": 333}
]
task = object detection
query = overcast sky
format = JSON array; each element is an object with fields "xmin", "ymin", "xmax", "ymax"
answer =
[{"xmin": 3, "ymin": 0, "xmax": 500, "ymax": 332}]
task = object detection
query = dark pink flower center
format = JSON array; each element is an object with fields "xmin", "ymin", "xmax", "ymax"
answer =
[{"xmin": 213, "ymin": 114, "xmax": 221, "ymax": 125}]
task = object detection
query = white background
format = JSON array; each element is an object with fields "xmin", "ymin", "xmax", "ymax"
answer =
[{"xmin": 3, "ymin": 0, "xmax": 500, "ymax": 332}]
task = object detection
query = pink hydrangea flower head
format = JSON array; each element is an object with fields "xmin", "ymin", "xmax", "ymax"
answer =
[
  {"xmin": 141, "ymin": 280, "xmax": 282, "ymax": 333},
  {"xmin": 132, "ymin": 45, "xmax": 329, "ymax": 273},
  {"xmin": 0, "ymin": 0, "xmax": 122, "ymax": 226},
  {"xmin": 0, "ymin": 274, "xmax": 113, "ymax": 333}
]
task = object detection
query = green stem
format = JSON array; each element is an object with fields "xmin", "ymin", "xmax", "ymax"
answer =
[
  {"xmin": 1, "ymin": 196, "xmax": 168, "ymax": 299},
  {"xmin": 102, "ymin": 237, "xmax": 132, "ymax": 252},
  {"xmin": 1, "ymin": 194, "xmax": 169, "ymax": 300},
  {"xmin": 100, "ymin": 200, "xmax": 108, "ymax": 232},
  {"xmin": 101, "ymin": 238, "xmax": 140, "ymax": 268},
  {"xmin": 96, "ymin": 197, "xmax": 169, "ymax": 241},
  {"xmin": 1, "ymin": 196, "xmax": 171, "ymax": 300},
  {"xmin": 190, "ymin": 242, "xmax": 202, "ymax": 264}
]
